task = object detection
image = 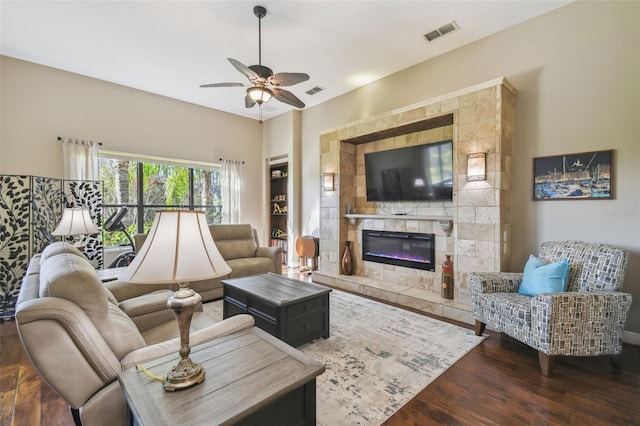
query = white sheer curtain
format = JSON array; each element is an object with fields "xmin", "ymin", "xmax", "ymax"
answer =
[
  {"xmin": 61, "ymin": 138, "xmax": 100, "ymax": 180},
  {"xmin": 221, "ymin": 159, "xmax": 244, "ymax": 224}
]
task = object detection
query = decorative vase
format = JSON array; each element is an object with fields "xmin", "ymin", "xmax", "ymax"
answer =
[
  {"xmin": 441, "ymin": 254, "xmax": 454, "ymax": 300},
  {"xmin": 341, "ymin": 240, "xmax": 353, "ymax": 275}
]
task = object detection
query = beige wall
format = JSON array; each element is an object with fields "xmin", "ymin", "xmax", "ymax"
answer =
[
  {"xmin": 0, "ymin": 56, "xmax": 265, "ymax": 236},
  {"xmin": 272, "ymin": 1, "xmax": 639, "ymax": 333}
]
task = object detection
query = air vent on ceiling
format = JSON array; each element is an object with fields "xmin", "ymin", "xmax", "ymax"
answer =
[
  {"xmin": 305, "ymin": 86, "xmax": 325, "ymax": 96},
  {"xmin": 261, "ymin": 105, "xmax": 278, "ymax": 113},
  {"xmin": 424, "ymin": 21, "xmax": 458, "ymax": 42}
]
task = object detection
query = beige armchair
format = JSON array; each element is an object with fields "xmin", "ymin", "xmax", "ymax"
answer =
[
  {"xmin": 471, "ymin": 240, "xmax": 632, "ymax": 376},
  {"xmin": 15, "ymin": 242, "xmax": 255, "ymax": 426}
]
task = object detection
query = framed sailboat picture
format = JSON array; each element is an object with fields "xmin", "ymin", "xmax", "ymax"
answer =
[{"xmin": 533, "ymin": 150, "xmax": 613, "ymax": 200}]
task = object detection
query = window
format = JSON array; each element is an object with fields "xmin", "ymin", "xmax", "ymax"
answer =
[{"xmin": 98, "ymin": 154, "xmax": 222, "ymax": 247}]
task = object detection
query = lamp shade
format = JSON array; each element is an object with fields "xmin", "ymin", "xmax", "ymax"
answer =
[
  {"xmin": 52, "ymin": 208, "xmax": 100, "ymax": 236},
  {"xmin": 119, "ymin": 210, "xmax": 231, "ymax": 284},
  {"xmin": 247, "ymin": 86, "xmax": 272, "ymax": 104}
]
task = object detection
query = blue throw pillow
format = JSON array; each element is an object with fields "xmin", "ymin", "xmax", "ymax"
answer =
[{"xmin": 518, "ymin": 255, "xmax": 569, "ymax": 296}]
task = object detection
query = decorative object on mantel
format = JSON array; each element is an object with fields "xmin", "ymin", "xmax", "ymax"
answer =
[
  {"xmin": 341, "ymin": 240, "xmax": 353, "ymax": 275},
  {"xmin": 467, "ymin": 152, "xmax": 487, "ymax": 182},
  {"xmin": 119, "ymin": 210, "xmax": 231, "ymax": 391},
  {"xmin": 533, "ymin": 149, "xmax": 613, "ymax": 200},
  {"xmin": 441, "ymin": 254, "xmax": 454, "ymax": 299}
]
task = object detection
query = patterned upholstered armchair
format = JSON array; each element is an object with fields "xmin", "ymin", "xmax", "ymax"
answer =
[{"xmin": 471, "ymin": 241, "xmax": 632, "ymax": 376}]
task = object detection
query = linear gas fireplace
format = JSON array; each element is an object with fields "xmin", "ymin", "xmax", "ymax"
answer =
[{"xmin": 362, "ymin": 230, "xmax": 435, "ymax": 271}]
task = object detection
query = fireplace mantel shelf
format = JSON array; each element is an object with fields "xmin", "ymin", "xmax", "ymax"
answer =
[
  {"xmin": 344, "ymin": 214, "xmax": 453, "ymax": 236},
  {"xmin": 344, "ymin": 213, "xmax": 452, "ymax": 221}
]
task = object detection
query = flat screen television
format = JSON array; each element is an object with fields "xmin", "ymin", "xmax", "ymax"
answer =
[{"xmin": 364, "ymin": 139, "xmax": 453, "ymax": 202}]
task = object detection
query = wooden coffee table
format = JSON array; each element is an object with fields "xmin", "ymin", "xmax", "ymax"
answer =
[
  {"xmin": 222, "ymin": 273, "xmax": 332, "ymax": 347},
  {"xmin": 118, "ymin": 327, "xmax": 325, "ymax": 425}
]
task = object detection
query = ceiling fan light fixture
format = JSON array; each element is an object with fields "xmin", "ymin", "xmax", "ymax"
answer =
[
  {"xmin": 247, "ymin": 86, "xmax": 272, "ymax": 104},
  {"xmin": 200, "ymin": 6, "xmax": 308, "ymax": 113}
]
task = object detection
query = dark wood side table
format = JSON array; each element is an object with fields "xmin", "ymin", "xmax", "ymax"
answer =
[
  {"xmin": 222, "ymin": 273, "xmax": 332, "ymax": 347},
  {"xmin": 118, "ymin": 327, "xmax": 325, "ymax": 426}
]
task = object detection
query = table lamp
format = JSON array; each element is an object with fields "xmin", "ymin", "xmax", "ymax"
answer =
[
  {"xmin": 52, "ymin": 207, "xmax": 101, "ymax": 250},
  {"xmin": 118, "ymin": 210, "xmax": 231, "ymax": 391}
]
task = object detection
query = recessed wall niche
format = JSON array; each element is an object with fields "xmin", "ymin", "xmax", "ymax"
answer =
[{"xmin": 314, "ymin": 77, "xmax": 516, "ymax": 323}]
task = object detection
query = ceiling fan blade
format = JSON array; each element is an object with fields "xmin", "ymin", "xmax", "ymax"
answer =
[
  {"xmin": 228, "ymin": 58, "xmax": 258, "ymax": 80},
  {"xmin": 268, "ymin": 72, "xmax": 310, "ymax": 87},
  {"xmin": 199, "ymin": 82, "xmax": 247, "ymax": 88},
  {"xmin": 272, "ymin": 88, "xmax": 305, "ymax": 108},
  {"xmin": 245, "ymin": 94, "xmax": 256, "ymax": 108}
]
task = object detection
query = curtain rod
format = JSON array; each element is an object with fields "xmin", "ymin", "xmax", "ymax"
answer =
[
  {"xmin": 57, "ymin": 136, "xmax": 103, "ymax": 146},
  {"xmin": 219, "ymin": 157, "xmax": 244, "ymax": 164}
]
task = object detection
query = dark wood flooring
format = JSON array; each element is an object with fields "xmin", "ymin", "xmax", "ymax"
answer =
[{"xmin": 2, "ymin": 275, "xmax": 639, "ymax": 425}]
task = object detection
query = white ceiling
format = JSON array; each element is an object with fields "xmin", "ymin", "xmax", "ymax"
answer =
[{"xmin": 1, "ymin": 0, "xmax": 571, "ymax": 122}]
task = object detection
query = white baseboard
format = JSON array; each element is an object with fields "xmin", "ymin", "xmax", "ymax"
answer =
[{"xmin": 623, "ymin": 330, "xmax": 640, "ymax": 346}]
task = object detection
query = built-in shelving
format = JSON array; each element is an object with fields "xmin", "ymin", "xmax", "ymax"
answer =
[{"xmin": 270, "ymin": 164, "xmax": 289, "ymax": 264}]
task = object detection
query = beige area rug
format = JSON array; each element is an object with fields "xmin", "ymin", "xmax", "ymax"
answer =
[{"xmin": 204, "ymin": 289, "xmax": 485, "ymax": 425}]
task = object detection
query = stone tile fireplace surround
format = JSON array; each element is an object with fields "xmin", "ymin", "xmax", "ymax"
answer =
[{"xmin": 312, "ymin": 78, "xmax": 516, "ymax": 324}]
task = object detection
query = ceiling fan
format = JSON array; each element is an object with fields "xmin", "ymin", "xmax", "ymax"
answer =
[{"xmin": 200, "ymin": 6, "xmax": 310, "ymax": 109}]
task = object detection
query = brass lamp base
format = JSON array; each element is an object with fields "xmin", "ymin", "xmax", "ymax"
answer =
[
  {"xmin": 164, "ymin": 356, "xmax": 205, "ymax": 391},
  {"xmin": 163, "ymin": 282, "xmax": 205, "ymax": 392}
]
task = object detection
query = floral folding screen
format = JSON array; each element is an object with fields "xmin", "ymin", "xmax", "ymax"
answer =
[{"xmin": 0, "ymin": 175, "xmax": 103, "ymax": 319}]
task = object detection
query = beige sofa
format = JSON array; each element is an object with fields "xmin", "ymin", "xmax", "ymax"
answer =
[
  {"xmin": 15, "ymin": 242, "xmax": 255, "ymax": 426},
  {"xmin": 108, "ymin": 223, "xmax": 282, "ymax": 302}
]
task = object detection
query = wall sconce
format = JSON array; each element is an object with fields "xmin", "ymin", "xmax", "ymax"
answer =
[
  {"xmin": 467, "ymin": 152, "xmax": 486, "ymax": 182},
  {"xmin": 323, "ymin": 173, "xmax": 335, "ymax": 191}
]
